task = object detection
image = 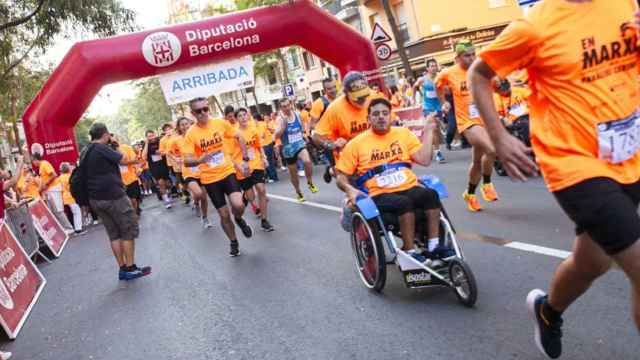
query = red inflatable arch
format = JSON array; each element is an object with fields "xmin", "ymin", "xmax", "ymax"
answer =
[{"xmin": 22, "ymin": 0, "xmax": 380, "ymax": 168}]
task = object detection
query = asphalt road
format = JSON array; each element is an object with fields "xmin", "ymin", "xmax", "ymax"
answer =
[{"xmin": 4, "ymin": 150, "xmax": 639, "ymax": 360}]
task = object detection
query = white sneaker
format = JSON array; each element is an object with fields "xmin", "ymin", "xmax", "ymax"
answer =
[
  {"xmin": 165, "ymin": 201, "xmax": 172, "ymax": 209},
  {"xmin": 92, "ymin": 220, "xmax": 99, "ymax": 225},
  {"xmin": 267, "ymin": 179, "xmax": 275, "ymax": 184},
  {"xmin": 202, "ymin": 217, "xmax": 213, "ymax": 229},
  {"xmin": 0, "ymin": 350, "xmax": 12, "ymax": 360},
  {"xmin": 280, "ymin": 166, "xmax": 286, "ymax": 171},
  {"xmin": 297, "ymin": 170, "xmax": 305, "ymax": 177}
]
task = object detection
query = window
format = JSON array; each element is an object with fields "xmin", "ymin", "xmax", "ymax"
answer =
[
  {"xmin": 303, "ymin": 51, "xmax": 316, "ymax": 70},
  {"xmin": 266, "ymin": 65, "xmax": 278, "ymax": 85},
  {"xmin": 288, "ymin": 48, "xmax": 300, "ymax": 69},
  {"xmin": 394, "ymin": 3, "xmax": 410, "ymax": 44},
  {"xmin": 369, "ymin": 13, "xmax": 381, "ymax": 33}
]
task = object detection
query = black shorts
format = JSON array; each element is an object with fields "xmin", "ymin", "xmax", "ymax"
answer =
[
  {"xmin": 239, "ymin": 170, "xmax": 266, "ymax": 191},
  {"xmin": 184, "ymin": 177, "xmax": 201, "ymax": 187},
  {"xmin": 553, "ymin": 177, "xmax": 640, "ymax": 255},
  {"xmin": 149, "ymin": 161, "xmax": 170, "ymax": 180},
  {"xmin": 125, "ymin": 182, "xmax": 142, "ymax": 201},
  {"xmin": 372, "ymin": 186, "xmax": 441, "ymax": 216},
  {"xmin": 284, "ymin": 147, "xmax": 306, "ymax": 166},
  {"xmin": 203, "ymin": 174, "xmax": 242, "ymax": 209}
]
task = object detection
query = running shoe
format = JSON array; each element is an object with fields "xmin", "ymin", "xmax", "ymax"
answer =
[
  {"xmin": 74, "ymin": 229, "xmax": 88, "ymax": 236},
  {"xmin": 323, "ymin": 166, "xmax": 332, "ymax": 183},
  {"xmin": 267, "ymin": 179, "xmax": 275, "ymax": 184},
  {"xmin": 480, "ymin": 183, "xmax": 499, "ymax": 202},
  {"xmin": 119, "ymin": 264, "xmax": 152, "ymax": 281},
  {"xmin": 435, "ymin": 150, "xmax": 446, "ymax": 164},
  {"xmin": 280, "ymin": 166, "xmax": 286, "ymax": 171},
  {"xmin": 308, "ymin": 183, "xmax": 319, "ymax": 194},
  {"xmin": 229, "ymin": 240, "xmax": 240, "ymax": 257},
  {"xmin": 234, "ymin": 217, "xmax": 253, "ymax": 238},
  {"xmin": 296, "ymin": 192, "xmax": 306, "ymax": 203},
  {"xmin": 298, "ymin": 170, "xmax": 306, "ymax": 177},
  {"xmin": 527, "ymin": 289, "xmax": 563, "ymax": 359},
  {"xmin": 165, "ymin": 201, "xmax": 172, "ymax": 209},
  {"xmin": 202, "ymin": 217, "xmax": 213, "ymax": 229},
  {"xmin": 261, "ymin": 219, "xmax": 275, "ymax": 232},
  {"xmin": 462, "ymin": 191, "xmax": 483, "ymax": 212},
  {"xmin": 406, "ymin": 249, "xmax": 427, "ymax": 263}
]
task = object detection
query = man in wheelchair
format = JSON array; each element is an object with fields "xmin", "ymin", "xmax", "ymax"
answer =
[{"xmin": 335, "ymin": 97, "xmax": 448, "ymax": 261}]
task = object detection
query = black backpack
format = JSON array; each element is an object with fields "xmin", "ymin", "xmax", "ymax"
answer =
[{"xmin": 70, "ymin": 144, "xmax": 96, "ymax": 207}]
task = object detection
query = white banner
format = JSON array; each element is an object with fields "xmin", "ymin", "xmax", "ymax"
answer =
[{"xmin": 158, "ymin": 56, "xmax": 254, "ymax": 105}]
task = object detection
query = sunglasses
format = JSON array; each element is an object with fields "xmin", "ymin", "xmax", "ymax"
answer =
[{"xmin": 193, "ymin": 107, "xmax": 210, "ymax": 115}]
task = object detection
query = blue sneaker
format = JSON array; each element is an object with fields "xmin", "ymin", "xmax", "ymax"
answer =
[
  {"xmin": 120, "ymin": 265, "xmax": 152, "ymax": 281},
  {"xmin": 435, "ymin": 150, "xmax": 446, "ymax": 164},
  {"xmin": 407, "ymin": 250, "xmax": 427, "ymax": 263},
  {"xmin": 434, "ymin": 246, "xmax": 456, "ymax": 259}
]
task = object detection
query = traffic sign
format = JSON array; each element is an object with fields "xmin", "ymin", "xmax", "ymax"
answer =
[
  {"xmin": 375, "ymin": 43, "xmax": 392, "ymax": 61},
  {"xmin": 370, "ymin": 23, "xmax": 392, "ymax": 43},
  {"xmin": 283, "ymin": 83, "xmax": 295, "ymax": 97}
]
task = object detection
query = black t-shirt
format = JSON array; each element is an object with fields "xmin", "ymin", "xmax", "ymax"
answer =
[{"xmin": 86, "ymin": 143, "xmax": 126, "ymax": 201}]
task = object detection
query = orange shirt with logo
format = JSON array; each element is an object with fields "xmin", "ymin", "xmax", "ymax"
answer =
[
  {"xmin": 493, "ymin": 86, "xmax": 531, "ymax": 124},
  {"xmin": 17, "ymin": 173, "xmax": 40, "ymax": 200},
  {"xmin": 479, "ymin": 0, "xmax": 640, "ymax": 192},
  {"xmin": 230, "ymin": 125, "xmax": 264, "ymax": 180},
  {"xmin": 38, "ymin": 160, "xmax": 60, "ymax": 191},
  {"xmin": 336, "ymin": 127, "xmax": 421, "ymax": 197},
  {"xmin": 435, "ymin": 64, "xmax": 484, "ymax": 133},
  {"xmin": 118, "ymin": 144, "xmax": 139, "ymax": 186},
  {"xmin": 315, "ymin": 94, "xmax": 383, "ymax": 142},
  {"xmin": 159, "ymin": 134, "xmax": 175, "ymax": 169},
  {"xmin": 257, "ymin": 121, "xmax": 274, "ymax": 146},
  {"xmin": 183, "ymin": 119, "xmax": 238, "ymax": 185}
]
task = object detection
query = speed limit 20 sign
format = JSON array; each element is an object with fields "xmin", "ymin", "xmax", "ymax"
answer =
[{"xmin": 375, "ymin": 43, "xmax": 392, "ymax": 61}]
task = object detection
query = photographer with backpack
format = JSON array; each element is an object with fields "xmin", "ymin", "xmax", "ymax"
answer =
[{"xmin": 73, "ymin": 123, "xmax": 151, "ymax": 281}]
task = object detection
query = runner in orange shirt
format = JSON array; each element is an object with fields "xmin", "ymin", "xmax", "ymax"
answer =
[
  {"xmin": 173, "ymin": 117, "xmax": 212, "ymax": 228},
  {"xmin": 231, "ymin": 108, "xmax": 274, "ymax": 232},
  {"xmin": 116, "ymin": 138, "xmax": 142, "ymax": 215},
  {"xmin": 16, "ymin": 167, "xmax": 40, "ymax": 201},
  {"xmin": 183, "ymin": 97, "xmax": 253, "ymax": 257},
  {"xmin": 436, "ymin": 41, "xmax": 499, "ymax": 212},
  {"xmin": 469, "ymin": 1, "xmax": 640, "ymax": 358},
  {"xmin": 256, "ymin": 113, "xmax": 278, "ymax": 183},
  {"xmin": 310, "ymin": 78, "xmax": 339, "ymax": 183}
]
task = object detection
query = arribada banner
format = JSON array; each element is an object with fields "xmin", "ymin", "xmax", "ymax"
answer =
[
  {"xmin": 28, "ymin": 200, "xmax": 69, "ymax": 257},
  {"xmin": 0, "ymin": 221, "xmax": 46, "ymax": 339},
  {"xmin": 158, "ymin": 56, "xmax": 254, "ymax": 105}
]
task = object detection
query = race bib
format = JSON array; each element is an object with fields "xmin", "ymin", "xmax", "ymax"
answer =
[
  {"xmin": 206, "ymin": 152, "xmax": 225, "ymax": 168},
  {"xmin": 119, "ymin": 165, "xmax": 128, "ymax": 173},
  {"xmin": 151, "ymin": 154, "xmax": 162, "ymax": 162},
  {"xmin": 375, "ymin": 169, "xmax": 408, "ymax": 188},
  {"xmin": 288, "ymin": 131, "xmax": 303, "ymax": 144},
  {"xmin": 597, "ymin": 112, "xmax": 640, "ymax": 164},
  {"xmin": 509, "ymin": 104, "xmax": 526, "ymax": 118},
  {"xmin": 469, "ymin": 103, "xmax": 480, "ymax": 119},
  {"xmin": 425, "ymin": 90, "xmax": 437, "ymax": 99}
]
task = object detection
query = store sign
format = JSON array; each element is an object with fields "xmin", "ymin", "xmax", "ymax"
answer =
[
  {"xmin": 382, "ymin": 24, "xmax": 509, "ymax": 65},
  {"xmin": 28, "ymin": 200, "xmax": 68, "ymax": 257},
  {"xmin": 0, "ymin": 221, "xmax": 46, "ymax": 339},
  {"xmin": 158, "ymin": 55, "xmax": 254, "ymax": 105}
]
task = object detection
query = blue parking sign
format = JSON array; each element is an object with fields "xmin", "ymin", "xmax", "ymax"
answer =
[{"xmin": 283, "ymin": 83, "xmax": 295, "ymax": 97}]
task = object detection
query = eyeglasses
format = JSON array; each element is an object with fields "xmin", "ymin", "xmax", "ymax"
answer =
[{"xmin": 193, "ymin": 107, "xmax": 210, "ymax": 115}]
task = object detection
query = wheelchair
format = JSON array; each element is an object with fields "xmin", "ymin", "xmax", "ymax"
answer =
[{"xmin": 349, "ymin": 175, "xmax": 478, "ymax": 307}]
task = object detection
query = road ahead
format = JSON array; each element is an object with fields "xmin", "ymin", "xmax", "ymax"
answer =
[{"xmin": 5, "ymin": 150, "xmax": 639, "ymax": 360}]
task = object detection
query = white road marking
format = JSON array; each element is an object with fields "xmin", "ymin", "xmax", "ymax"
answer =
[{"xmin": 267, "ymin": 193, "xmax": 573, "ymax": 260}]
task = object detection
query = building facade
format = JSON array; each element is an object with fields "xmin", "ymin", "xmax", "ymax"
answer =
[{"xmin": 359, "ymin": 0, "xmax": 524, "ymax": 81}]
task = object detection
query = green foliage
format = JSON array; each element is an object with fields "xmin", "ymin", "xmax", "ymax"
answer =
[
  {"xmin": 74, "ymin": 115, "xmax": 94, "ymax": 151},
  {"xmin": 117, "ymin": 78, "xmax": 172, "ymax": 143}
]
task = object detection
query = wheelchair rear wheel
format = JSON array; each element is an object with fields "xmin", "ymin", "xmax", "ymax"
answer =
[
  {"xmin": 350, "ymin": 212, "xmax": 386, "ymax": 292},
  {"xmin": 448, "ymin": 258, "xmax": 478, "ymax": 307}
]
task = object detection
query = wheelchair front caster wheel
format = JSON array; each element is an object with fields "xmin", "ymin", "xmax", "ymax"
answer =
[{"xmin": 448, "ymin": 258, "xmax": 477, "ymax": 307}]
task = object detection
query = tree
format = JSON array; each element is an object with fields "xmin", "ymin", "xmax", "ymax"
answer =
[
  {"xmin": 74, "ymin": 115, "xmax": 94, "ymax": 151},
  {"xmin": 380, "ymin": 0, "xmax": 413, "ymax": 78},
  {"xmin": 117, "ymin": 78, "xmax": 172, "ymax": 142},
  {"xmin": 1, "ymin": 0, "xmax": 137, "ymax": 82}
]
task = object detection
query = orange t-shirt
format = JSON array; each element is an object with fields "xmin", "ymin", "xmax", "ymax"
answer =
[
  {"xmin": 17, "ymin": 173, "xmax": 40, "ymax": 200},
  {"xmin": 493, "ymin": 86, "xmax": 531, "ymax": 124},
  {"xmin": 38, "ymin": 160, "xmax": 60, "ymax": 191},
  {"xmin": 230, "ymin": 125, "xmax": 264, "ymax": 180},
  {"xmin": 310, "ymin": 97, "xmax": 330, "ymax": 120},
  {"xmin": 479, "ymin": 0, "xmax": 640, "ymax": 192},
  {"xmin": 435, "ymin": 64, "xmax": 484, "ymax": 133},
  {"xmin": 336, "ymin": 127, "xmax": 421, "ymax": 197},
  {"xmin": 315, "ymin": 94, "xmax": 384, "ymax": 142},
  {"xmin": 58, "ymin": 173, "xmax": 75, "ymax": 205},
  {"xmin": 159, "ymin": 134, "xmax": 175, "ymax": 169},
  {"xmin": 300, "ymin": 110, "xmax": 311, "ymax": 135},
  {"xmin": 390, "ymin": 92, "xmax": 404, "ymax": 110},
  {"xmin": 118, "ymin": 144, "xmax": 139, "ymax": 186},
  {"xmin": 183, "ymin": 118, "xmax": 238, "ymax": 185},
  {"xmin": 257, "ymin": 121, "xmax": 274, "ymax": 146},
  {"xmin": 168, "ymin": 135, "xmax": 185, "ymax": 172}
]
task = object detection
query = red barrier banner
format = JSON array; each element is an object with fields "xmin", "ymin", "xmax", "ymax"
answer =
[
  {"xmin": 0, "ymin": 221, "xmax": 46, "ymax": 339},
  {"xmin": 394, "ymin": 106, "xmax": 425, "ymax": 138},
  {"xmin": 28, "ymin": 200, "xmax": 69, "ymax": 257}
]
